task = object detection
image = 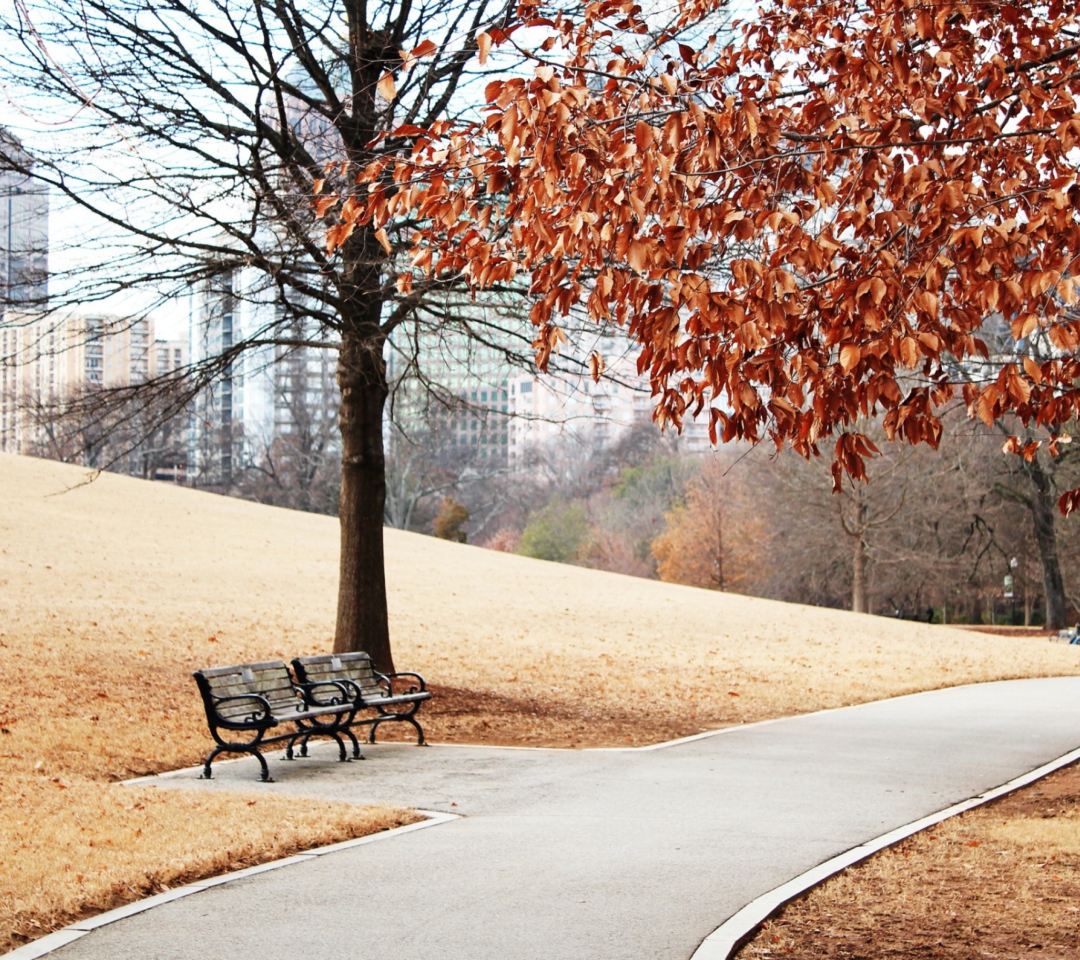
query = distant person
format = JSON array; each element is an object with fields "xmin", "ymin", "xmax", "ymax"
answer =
[{"xmin": 925, "ymin": 607, "xmax": 934, "ymax": 624}]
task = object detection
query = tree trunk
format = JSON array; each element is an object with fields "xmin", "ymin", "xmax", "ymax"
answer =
[
  {"xmin": 968, "ymin": 592, "xmax": 982, "ymax": 626},
  {"xmin": 713, "ymin": 495, "xmax": 724, "ymax": 590},
  {"xmin": 1024, "ymin": 457, "xmax": 1068, "ymax": 630},
  {"xmin": 852, "ymin": 533, "xmax": 867, "ymax": 613},
  {"xmin": 334, "ymin": 324, "xmax": 395, "ymax": 673}
]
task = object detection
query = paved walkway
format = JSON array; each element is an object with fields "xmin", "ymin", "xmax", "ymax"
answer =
[{"xmin": 53, "ymin": 677, "xmax": 1080, "ymax": 960}]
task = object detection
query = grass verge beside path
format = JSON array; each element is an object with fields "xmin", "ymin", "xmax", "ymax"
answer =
[
  {"xmin": 1, "ymin": 781, "xmax": 416, "ymax": 954},
  {"xmin": 737, "ymin": 760, "xmax": 1080, "ymax": 960}
]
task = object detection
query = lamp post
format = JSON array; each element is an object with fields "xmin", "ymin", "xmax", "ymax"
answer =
[{"xmin": 1004, "ymin": 557, "xmax": 1018, "ymax": 625}]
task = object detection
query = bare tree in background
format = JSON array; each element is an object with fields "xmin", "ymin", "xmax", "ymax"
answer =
[
  {"xmin": 747, "ymin": 435, "xmax": 915, "ymax": 614},
  {"xmin": 740, "ymin": 413, "xmax": 1080, "ymax": 624},
  {"xmin": 945, "ymin": 316, "xmax": 1080, "ymax": 630},
  {"xmin": 0, "ymin": 0, "xmax": 544, "ymax": 670},
  {"xmin": 21, "ymin": 379, "xmax": 193, "ymax": 479},
  {"xmin": 237, "ymin": 354, "xmax": 341, "ymax": 513},
  {"xmin": 383, "ymin": 402, "xmax": 506, "ymax": 533}
]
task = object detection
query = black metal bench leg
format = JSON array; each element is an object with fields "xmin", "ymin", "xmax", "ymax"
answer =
[
  {"xmin": 330, "ymin": 732, "xmax": 349, "ymax": 762},
  {"xmin": 367, "ymin": 715, "xmax": 426, "ymax": 745},
  {"xmin": 201, "ymin": 745, "xmax": 274, "ymax": 783},
  {"xmin": 254, "ymin": 748, "xmax": 274, "ymax": 782},
  {"xmin": 368, "ymin": 708, "xmax": 427, "ymax": 746},
  {"xmin": 406, "ymin": 715, "xmax": 427, "ymax": 746},
  {"xmin": 343, "ymin": 727, "xmax": 364, "ymax": 760},
  {"xmin": 200, "ymin": 745, "xmax": 226, "ymax": 779},
  {"xmin": 367, "ymin": 718, "xmax": 384, "ymax": 744},
  {"xmin": 283, "ymin": 732, "xmax": 302, "ymax": 760}
]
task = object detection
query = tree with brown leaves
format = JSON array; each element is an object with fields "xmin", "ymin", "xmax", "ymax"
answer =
[
  {"xmin": 651, "ymin": 454, "xmax": 767, "ymax": 594},
  {"xmin": 330, "ymin": 0, "xmax": 1080, "ymax": 627}
]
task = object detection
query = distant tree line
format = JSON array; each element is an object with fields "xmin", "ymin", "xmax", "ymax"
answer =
[{"xmin": 415, "ymin": 414, "xmax": 1080, "ymax": 628}]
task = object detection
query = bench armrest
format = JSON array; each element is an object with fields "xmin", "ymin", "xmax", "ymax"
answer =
[
  {"xmin": 210, "ymin": 693, "xmax": 274, "ymax": 726},
  {"xmin": 297, "ymin": 680, "xmax": 354, "ymax": 708},
  {"xmin": 379, "ymin": 671, "xmax": 427, "ymax": 695}
]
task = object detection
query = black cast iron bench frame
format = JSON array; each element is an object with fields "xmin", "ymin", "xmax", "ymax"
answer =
[
  {"xmin": 193, "ymin": 660, "xmax": 363, "ymax": 782},
  {"xmin": 292, "ymin": 652, "xmax": 432, "ymax": 750}
]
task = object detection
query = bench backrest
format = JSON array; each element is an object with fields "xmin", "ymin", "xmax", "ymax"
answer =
[
  {"xmin": 293, "ymin": 652, "xmax": 385, "ymax": 700},
  {"xmin": 193, "ymin": 660, "xmax": 300, "ymax": 720}
]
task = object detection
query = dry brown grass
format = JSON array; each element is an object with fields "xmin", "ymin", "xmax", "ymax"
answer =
[
  {"xmin": 2, "ymin": 452, "xmax": 1079, "ymax": 951},
  {"xmin": 1, "ymin": 777, "xmax": 416, "ymax": 952},
  {"xmin": 738, "ymin": 761, "xmax": 1080, "ymax": 960}
]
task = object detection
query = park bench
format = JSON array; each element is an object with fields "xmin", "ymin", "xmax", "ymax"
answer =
[
  {"xmin": 1053, "ymin": 625, "xmax": 1080, "ymax": 644},
  {"xmin": 292, "ymin": 652, "xmax": 432, "ymax": 748},
  {"xmin": 193, "ymin": 660, "xmax": 361, "ymax": 782}
]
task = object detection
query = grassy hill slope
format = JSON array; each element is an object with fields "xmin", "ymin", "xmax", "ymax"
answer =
[{"xmin": 3, "ymin": 451, "xmax": 1078, "ymax": 761}]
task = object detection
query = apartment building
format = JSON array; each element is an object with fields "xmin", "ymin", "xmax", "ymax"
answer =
[
  {"xmin": 385, "ymin": 308, "xmax": 716, "ymax": 469},
  {"xmin": 0, "ymin": 310, "xmax": 187, "ymax": 462},
  {"xmin": 189, "ymin": 270, "xmax": 244, "ymax": 486},
  {"xmin": 385, "ymin": 310, "xmax": 521, "ymax": 468},
  {"xmin": 505, "ymin": 326, "xmax": 711, "ymax": 465},
  {"xmin": 269, "ymin": 313, "xmax": 338, "ymax": 444},
  {"xmin": 0, "ymin": 128, "xmax": 48, "ymax": 311}
]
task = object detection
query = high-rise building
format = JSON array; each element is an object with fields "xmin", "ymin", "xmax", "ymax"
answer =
[
  {"xmin": 0, "ymin": 310, "xmax": 187, "ymax": 463},
  {"xmin": 0, "ymin": 128, "xmax": 48, "ymax": 311},
  {"xmin": 507, "ymin": 334, "xmax": 712, "ymax": 464},
  {"xmin": 190, "ymin": 269, "xmax": 244, "ymax": 486},
  {"xmin": 238, "ymin": 76, "xmax": 342, "ymax": 455},
  {"xmin": 382, "ymin": 308, "xmax": 714, "ymax": 469},
  {"xmin": 386, "ymin": 316, "xmax": 518, "ymax": 467},
  {"xmin": 271, "ymin": 313, "xmax": 338, "ymax": 444}
]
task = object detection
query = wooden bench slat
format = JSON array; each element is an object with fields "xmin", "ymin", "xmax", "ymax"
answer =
[
  {"xmin": 208, "ymin": 674, "xmax": 295, "ymax": 688},
  {"xmin": 198, "ymin": 660, "xmax": 290, "ymax": 678},
  {"xmin": 203, "ymin": 672, "xmax": 294, "ymax": 688},
  {"xmin": 210, "ymin": 681, "xmax": 296, "ymax": 698}
]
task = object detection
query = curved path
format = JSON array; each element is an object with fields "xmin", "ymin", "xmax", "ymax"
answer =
[{"xmin": 45, "ymin": 677, "xmax": 1080, "ymax": 960}]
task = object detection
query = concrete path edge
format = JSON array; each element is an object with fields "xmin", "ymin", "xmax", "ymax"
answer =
[
  {"xmin": 1, "ymin": 812, "xmax": 460, "ymax": 960},
  {"xmin": 690, "ymin": 744, "xmax": 1080, "ymax": 960}
]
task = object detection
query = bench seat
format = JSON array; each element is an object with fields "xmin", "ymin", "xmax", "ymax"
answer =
[{"xmin": 292, "ymin": 652, "xmax": 431, "ymax": 747}]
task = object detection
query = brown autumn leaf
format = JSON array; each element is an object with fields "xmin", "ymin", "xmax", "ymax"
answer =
[
  {"xmin": 588, "ymin": 351, "xmax": 605, "ymax": 382},
  {"xmin": 900, "ymin": 337, "xmax": 919, "ymax": 368},
  {"xmin": 409, "ymin": 39, "xmax": 437, "ymax": 59},
  {"xmin": 314, "ymin": 194, "xmax": 338, "ymax": 219},
  {"xmin": 627, "ymin": 240, "xmax": 649, "ymax": 275},
  {"xmin": 1059, "ymin": 488, "xmax": 1080, "ymax": 518},
  {"xmin": 477, "ymin": 31, "xmax": 492, "ymax": 65},
  {"xmin": 377, "ymin": 71, "xmax": 396, "ymax": 102}
]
